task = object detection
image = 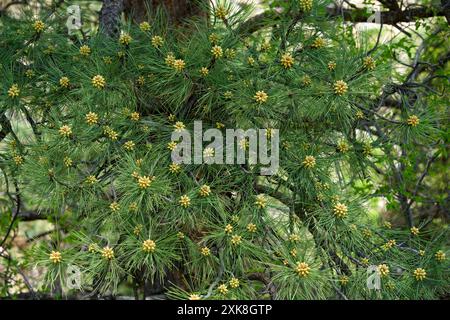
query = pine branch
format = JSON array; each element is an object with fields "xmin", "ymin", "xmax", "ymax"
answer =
[
  {"xmin": 327, "ymin": 3, "xmax": 450, "ymax": 24},
  {"xmin": 0, "ymin": 182, "xmax": 20, "ymax": 247},
  {"xmin": 0, "ymin": 114, "xmax": 12, "ymax": 142},
  {"xmin": 246, "ymin": 272, "xmax": 277, "ymax": 299},
  {"xmin": 0, "ymin": 0, "xmax": 28, "ymax": 17},
  {"xmin": 238, "ymin": 2, "xmax": 449, "ymax": 36},
  {"xmin": 15, "ymin": 210, "xmax": 50, "ymax": 221}
]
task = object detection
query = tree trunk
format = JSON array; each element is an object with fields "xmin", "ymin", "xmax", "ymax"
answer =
[
  {"xmin": 99, "ymin": 0, "xmax": 124, "ymax": 38},
  {"xmin": 97, "ymin": 0, "xmax": 207, "ymax": 296},
  {"xmin": 99, "ymin": 0, "xmax": 207, "ymax": 38}
]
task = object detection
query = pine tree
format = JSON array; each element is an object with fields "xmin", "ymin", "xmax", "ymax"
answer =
[{"xmin": 0, "ymin": 0, "xmax": 448, "ymax": 299}]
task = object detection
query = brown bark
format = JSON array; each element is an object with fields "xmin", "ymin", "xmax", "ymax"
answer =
[
  {"xmin": 239, "ymin": 3, "xmax": 449, "ymax": 37},
  {"xmin": 99, "ymin": 0, "xmax": 207, "ymax": 38},
  {"xmin": 99, "ymin": 0, "xmax": 124, "ymax": 38},
  {"xmin": 329, "ymin": 5, "xmax": 450, "ymax": 25}
]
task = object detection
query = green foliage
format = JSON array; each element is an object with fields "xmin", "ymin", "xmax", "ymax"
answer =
[{"xmin": 0, "ymin": 0, "xmax": 448, "ymax": 299}]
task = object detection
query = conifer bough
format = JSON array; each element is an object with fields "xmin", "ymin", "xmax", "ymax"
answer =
[{"xmin": 0, "ymin": 0, "xmax": 448, "ymax": 300}]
